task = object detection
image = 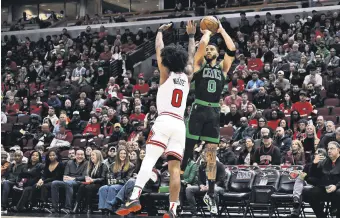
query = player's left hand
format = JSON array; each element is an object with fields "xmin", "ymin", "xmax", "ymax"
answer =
[{"xmin": 186, "ymin": 20, "xmax": 197, "ymax": 35}]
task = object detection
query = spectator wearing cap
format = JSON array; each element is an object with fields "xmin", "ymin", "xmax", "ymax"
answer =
[
  {"xmin": 68, "ymin": 111, "xmax": 86, "ymax": 135},
  {"xmin": 324, "ymin": 48, "xmax": 339, "ymax": 67},
  {"xmin": 105, "ymin": 77, "xmax": 120, "ymax": 96},
  {"xmin": 71, "ymin": 61, "xmax": 86, "ymax": 82},
  {"xmin": 316, "ymin": 41, "xmax": 330, "ymax": 58},
  {"xmin": 49, "ymin": 122, "xmax": 73, "ymax": 149},
  {"xmin": 83, "ymin": 116, "xmax": 101, "ymax": 136},
  {"xmin": 224, "ymin": 87, "xmax": 242, "ymax": 109},
  {"xmin": 47, "ymin": 91, "xmax": 62, "ymax": 110},
  {"xmin": 247, "ymin": 50, "xmax": 264, "ymax": 72},
  {"xmin": 109, "ymin": 123, "xmax": 126, "ymax": 144},
  {"xmin": 274, "ymin": 71, "xmax": 290, "ymax": 92},
  {"xmin": 217, "ymin": 137, "xmax": 237, "ymax": 165},
  {"xmin": 133, "ymin": 73, "xmax": 150, "ymax": 96},
  {"xmin": 303, "ymin": 141, "xmax": 340, "ymax": 218},
  {"xmin": 128, "ymin": 122, "xmax": 145, "ymax": 143},
  {"xmin": 1, "ymin": 150, "xmax": 27, "ymax": 210},
  {"xmin": 292, "ymin": 91, "xmax": 313, "ymax": 117},
  {"xmin": 254, "ymin": 132, "xmax": 281, "ymax": 166},
  {"xmin": 245, "ymin": 71, "xmax": 264, "ymax": 94}
]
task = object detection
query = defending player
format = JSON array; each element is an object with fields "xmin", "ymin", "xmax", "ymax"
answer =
[
  {"xmin": 115, "ymin": 20, "xmax": 196, "ymax": 218},
  {"xmin": 181, "ymin": 22, "xmax": 236, "ymax": 214}
]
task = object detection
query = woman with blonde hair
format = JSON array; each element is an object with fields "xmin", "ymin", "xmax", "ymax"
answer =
[
  {"xmin": 73, "ymin": 150, "xmax": 107, "ymax": 214},
  {"xmin": 98, "ymin": 148, "xmax": 135, "ymax": 213},
  {"xmin": 302, "ymin": 124, "xmax": 319, "ymax": 152},
  {"xmin": 282, "ymin": 140, "xmax": 305, "ymax": 165}
]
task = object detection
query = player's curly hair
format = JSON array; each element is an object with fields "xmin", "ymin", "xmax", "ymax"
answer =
[{"xmin": 161, "ymin": 44, "xmax": 188, "ymax": 73}]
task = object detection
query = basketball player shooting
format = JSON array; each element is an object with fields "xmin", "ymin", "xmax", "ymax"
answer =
[
  {"xmin": 115, "ymin": 20, "xmax": 196, "ymax": 218},
  {"xmin": 182, "ymin": 19, "xmax": 236, "ymax": 214}
]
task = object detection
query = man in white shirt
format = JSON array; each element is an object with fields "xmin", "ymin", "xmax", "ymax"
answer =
[
  {"xmin": 303, "ymin": 66, "xmax": 323, "ymax": 87},
  {"xmin": 92, "ymin": 92, "xmax": 105, "ymax": 112}
]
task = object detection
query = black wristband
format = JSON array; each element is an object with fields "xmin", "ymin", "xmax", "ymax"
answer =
[
  {"xmin": 188, "ymin": 34, "xmax": 195, "ymax": 38},
  {"xmin": 158, "ymin": 29, "xmax": 164, "ymax": 33},
  {"xmin": 226, "ymin": 49, "xmax": 236, "ymax": 57}
]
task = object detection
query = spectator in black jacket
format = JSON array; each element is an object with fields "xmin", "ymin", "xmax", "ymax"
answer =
[
  {"xmin": 303, "ymin": 141, "xmax": 340, "ymax": 218},
  {"xmin": 1, "ymin": 151, "xmax": 27, "ymax": 210},
  {"xmin": 253, "ymin": 87, "xmax": 271, "ymax": 109},
  {"xmin": 217, "ymin": 137, "xmax": 237, "ymax": 165},
  {"xmin": 73, "ymin": 150, "xmax": 107, "ymax": 214},
  {"xmin": 32, "ymin": 150, "xmax": 64, "ymax": 209},
  {"xmin": 109, "ymin": 123, "xmax": 126, "ymax": 143},
  {"xmin": 185, "ymin": 151, "xmax": 226, "ymax": 216},
  {"xmin": 50, "ymin": 149, "xmax": 88, "ymax": 214},
  {"xmin": 68, "ymin": 111, "xmax": 87, "ymax": 135},
  {"xmin": 224, "ymin": 104, "xmax": 242, "ymax": 127},
  {"xmin": 254, "ymin": 135, "xmax": 281, "ymax": 165},
  {"xmin": 318, "ymin": 127, "xmax": 340, "ymax": 149},
  {"xmin": 274, "ymin": 127, "xmax": 292, "ymax": 157},
  {"xmin": 13, "ymin": 151, "xmax": 43, "ymax": 212},
  {"xmin": 232, "ymin": 117, "xmax": 255, "ymax": 143}
]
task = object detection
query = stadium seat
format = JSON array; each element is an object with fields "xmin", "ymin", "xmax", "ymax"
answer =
[
  {"xmin": 324, "ymin": 98, "xmax": 340, "ymax": 107},
  {"xmin": 17, "ymin": 115, "xmax": 30, "ymax": 124},
  {"xmin": 60, "ymin": 150, "xmax": 70, "ymax": 161},
  {"xmin": 72, "ymin": 138, "xmax": 88, "ymax": 149},
  {"xmin": 219, "ymin": 169, "xmax": 255, "ymax": 217},
  {"xmin": 317, "ymin": 107, "xmax": 330, "ymax": 116},
  {"xmin": 7, "ymin": 116, "xmax": 18, "ymax": 124},
  {"xmin": 22, "ymin": 138, "xmax": 35, "ymax": 151},
  {"xmin": 1, "ymin": 123, "xmax": 13, "ymax": 133},
  {"xmin": 331, "ymin": 107, "xmax": 340, "ymax": 115},
  {"xmin": 88, "ymin": 137, "xmax": 103, "ymax": 147},
  {"xmin": 324, "ymin": 115, "xmax": 338, "ymax": 124},
  {"xmin": 220, "ymin": 126, "xmax": 234, "ymax": 138},
  {"xmin": 23, "ymin": 150, "xmax": 32, "ymax": 158},
  {"xmin": 271, "ymin": 169, "xmax": 300, "ymax": 217}
]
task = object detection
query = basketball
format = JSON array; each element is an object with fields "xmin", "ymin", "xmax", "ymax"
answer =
[{"xmin": 200, "ymin": 16, "xmax": 219, "ymax": 34}]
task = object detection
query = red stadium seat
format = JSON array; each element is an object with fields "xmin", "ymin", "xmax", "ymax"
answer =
[
  {"xmin": 23, "ymin": 138, "xmax": 35, "ymax": 151},
  {"xmin": 324, "ymin": 116, "xmax": 338, "ymax": 124},
  {"xmin": 220, "ymin": 126, "xmax": 234, "ymax": 138},
  {"xmin": 88, "ymin": 137, "xmax": 103, "ymax": 147},
  {"xmin": 317, "ymin": 108, "xmax": 330, "ymax": 116},
  {"xmin": 72, "ymin": 138, "xmax": 88, "ymax": 149},
  {"xmin": 18, "ymin": 115, "xmax": 30, "ymax": 124},
  {"xmin": 324, "ymin": 98, "xmax": 340, "ymax": 107},
  {"xmin": 332, "ymin": 107, "xmax": 340, "ymax": 116},
  {"xmin": 60, "ymin": 150, "xmax": 69, "ymax": 160},
  {"xmin": 7, "ymin": 116, "xmax": 18, "ymax": 124},
  {"xmin": 1, "ymin": 123, "xmax": 13, "ymax": 133}
]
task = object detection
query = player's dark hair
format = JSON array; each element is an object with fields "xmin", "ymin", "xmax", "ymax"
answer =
[
  {"xmin": 161, "ymin": 44, "xmax": 188, "ymax": 72},
  {"xmin": 208, "ymin": 42, "xmax": 220, "ymax": 52}
]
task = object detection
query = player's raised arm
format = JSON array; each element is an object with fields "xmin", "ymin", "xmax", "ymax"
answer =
[
  {"xmin": 194, "ymin": 28, "xmax": 212, "ymax": 72},
  {"xmin": 156, "ymin": 23, "xmax": 172, "ymax": 84},
  {"xmin": 185, "ymin": 20, "xmax": 197, "ymax": 82},
  {"xmin": 217, "ymin": 23, "xmax": 236, "ymax": 77}
]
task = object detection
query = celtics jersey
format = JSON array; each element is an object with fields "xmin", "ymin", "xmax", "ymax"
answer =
[{"xmin": 192, "ymin": 62, "xmax": 225, "ymax": 104}]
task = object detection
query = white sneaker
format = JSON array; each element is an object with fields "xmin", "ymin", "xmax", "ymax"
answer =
[{"xmin": 203, "ymin": 193, "xmax": 218, "ymax": 215}]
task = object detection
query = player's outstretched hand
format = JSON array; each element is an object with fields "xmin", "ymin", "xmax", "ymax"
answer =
[
  {"xmin": 159, "ymin": 23, "xmax": 172, "ymax": 31},
  {"xmin": 186, "ymin": 20, "xmax": 197, "ymax": 35}
]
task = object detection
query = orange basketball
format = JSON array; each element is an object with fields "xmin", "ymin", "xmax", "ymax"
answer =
[{"xmin": 200, "ymin": 16, "xmax": 219, "ymax": 34}]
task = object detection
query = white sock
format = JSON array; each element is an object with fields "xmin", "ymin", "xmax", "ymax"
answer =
[
  {"xmin": 169, "ymin": 202, "xmax": 178, "ymax": 215},
  {"xmin": 130, "ymin": 186, "xmax": 142, "ymax": 200}
]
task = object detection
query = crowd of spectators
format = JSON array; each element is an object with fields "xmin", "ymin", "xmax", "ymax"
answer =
[{"xmin": 1, "ymin": 9, "xmax": 340, "ymax": 218}]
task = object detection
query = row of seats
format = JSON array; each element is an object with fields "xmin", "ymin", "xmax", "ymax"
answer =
[{"xmin": 147, "ymin": 165, "xmax": 325, "ymax": 217}]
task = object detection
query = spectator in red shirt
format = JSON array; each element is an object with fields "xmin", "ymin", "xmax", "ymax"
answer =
[
  {"xmin": 121, "ymin": 37, "xmax": 137, "ymax": 53},
  {"xmin": 228, "ymin": 73, "xmax": 245, "ymax": 93},
  {"xmin": 224, "ymin": 88, "xmax": 242, "ymax": 108},
  {"xmin": 83, "ymin": 116, "xmax": 101, "ymax": 136},
  {"xmin": 132, "ymin": 73, "xmax": 150, "ymax": 96},
  {"xmin": 292, "ymin": 91, "xmax": 313, "ymax": 117},
  {"xmin": 99, "ymin": 45, "xmax": 112, "ymax": 61},
  {"xmin": 129, "ymin": 105, "xmax": 145, "ymax": 122},
  {"xmin": 247, "ymin": 50, "xmax": 264, "ymax": 72},
  {"xmin": 5, "ymin": 97, "xmax": 19, "ymax": 115}
]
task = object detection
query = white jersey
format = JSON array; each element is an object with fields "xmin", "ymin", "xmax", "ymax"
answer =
[{"xmin": 156, "ymin": 72, "xmax": 189, "ymax": 119}]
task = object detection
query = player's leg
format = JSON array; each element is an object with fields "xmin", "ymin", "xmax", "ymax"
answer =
[
  {"xmin": 201, "ymin": 107, "xmax": 220, "ymax": 214},
  {"xmin": 116, "ymin": 129, "xmax": 167, "ymax": 216},
  {"xmin": 164, "ymin": 121, "xmax": 186, "ymax": 218},
  {"xmin": 181, "ymin": 104, "xmax": 203, "ymax": 171}
]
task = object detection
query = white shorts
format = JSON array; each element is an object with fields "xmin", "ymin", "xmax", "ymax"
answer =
[{"xmin": 146, "ymin": 113, "xmax": 185, "ymax": 161}]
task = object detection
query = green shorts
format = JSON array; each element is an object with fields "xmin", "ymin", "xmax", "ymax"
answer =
[{"xmin": 186, "ymin": 99, "xmax": 221, "ymax": 144}]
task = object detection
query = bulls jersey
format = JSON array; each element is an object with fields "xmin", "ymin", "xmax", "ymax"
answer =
[{"xmin": 156, "ymin": 72, "xmax": 189, "ymax": 118}]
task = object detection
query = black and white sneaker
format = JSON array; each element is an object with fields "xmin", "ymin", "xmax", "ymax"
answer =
[{"xmin": 203, "ymin": 193, "xmax": 218, "ymax": 215}]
